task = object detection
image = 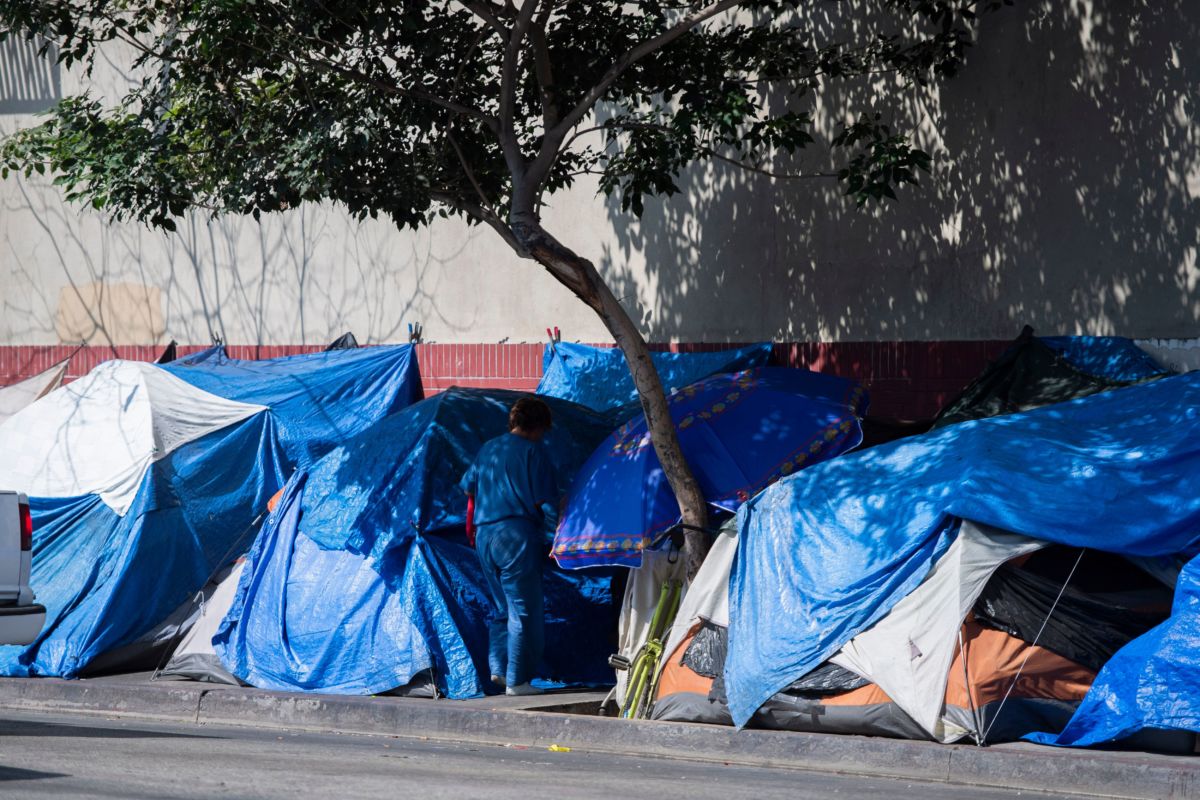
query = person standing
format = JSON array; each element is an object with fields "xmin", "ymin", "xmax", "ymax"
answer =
[{"xmin": 460, "ymin": 397, "xmax": 560, "ymax": 696}]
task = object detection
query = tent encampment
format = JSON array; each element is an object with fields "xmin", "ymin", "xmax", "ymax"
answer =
[
  {"xmin": 648, "ymin": 371, "xmax": 1200, "ymax": 747},
  {"xmin": 0, "ymin": 346, "xmax": 423, "ymax": 678},
  {"xmin": 724, "ymin": 371, "xmax": 1200, "ymax": 743},
  {"xmin": 210, "ymin": 388, "xmax": 620, "ymax": 698}
]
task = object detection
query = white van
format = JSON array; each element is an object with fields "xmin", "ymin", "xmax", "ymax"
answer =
[{"xmin": 0, "ymin": 491, "xmax": 45, "ymax": 645}]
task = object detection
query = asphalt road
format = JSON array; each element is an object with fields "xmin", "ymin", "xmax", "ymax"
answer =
[{"xmin": 0, "ymin": 710, "xmax": 1071, "ymax": 800}]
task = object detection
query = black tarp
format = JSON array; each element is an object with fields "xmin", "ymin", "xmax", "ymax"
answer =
[
  {"xmin": 155, "ymin": 340, "xmax": 178, "ymax": 364},
  {"xmin": 933, "ymin": 326, "xmax": 1133, "ymax": 429},
  {"xmin": 325, "ymin": 332, "xmax": 360, "ymax": 351},
  {"xmin": 973, "ymin": 553, "xmax": 1171, "ymax": 673}
]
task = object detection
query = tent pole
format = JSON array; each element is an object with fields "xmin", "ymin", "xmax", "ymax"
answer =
[
  {"xmin": 980, "ymin": 548, "xmax": 1086, "ymax": 745},
  {"xmin": 958, "ymin": 628, "xmax": 984, "ymax": 746}
]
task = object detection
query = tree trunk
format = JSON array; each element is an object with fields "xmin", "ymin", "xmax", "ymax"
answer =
[{"xmin": 511, "ymin": 219, "xmax": 711, "ymax": 579}]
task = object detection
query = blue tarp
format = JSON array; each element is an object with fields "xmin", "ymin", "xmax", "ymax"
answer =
[
  {"xmin": 1041, "ymin": 335, "xmax": 1166, "ymax": 382},
  {"xmin": 1026, "ymin": 553, "xmax": 1200, "ymax": 747},
  {"xmin": 300, "ymin": 387, "xmax": 615, "ymax": 571},
  {"xmin": 164, "ymin": 345, "xmax": 423, "ymax": 470},
  {"xmin": 0, "ymin": 414, "xmax": 287, "ymax": 677},
  {"xmin": 215, "ymin": 399, "xmax": 618, "ymax": 697},
  {"xmin": 536, "ymin": 342, "xmax": 772, "ymax": 413},
  {"xmin": 726, "ymin": 372, "xmax": 1200, "ymax": 729},
  {"xmin": 2, "ymin": 346, "xmax": 424, "ymax": 678}
]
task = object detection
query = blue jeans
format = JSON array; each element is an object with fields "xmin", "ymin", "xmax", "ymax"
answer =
[{"xmin": 475, "ymin": 519, "xmax": 544, "ymax": 686}]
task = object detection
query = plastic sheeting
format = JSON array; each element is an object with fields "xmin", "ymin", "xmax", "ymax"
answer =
[
  {"xmin": 934, "ymin": 332, "xmax": 1129, "ymax": 429},
  {"xmin": 163, "ymin": 345, "xmax": 423, "ymax": 470},
  {"xmin": 1027, "ymin": 554, "xmax": 1200, "ymax": 747},
  {"xmin": 0, "ymin": 359, "xmax": 67, "ymax": 425},
  {"xmin": 214, "ymin": 473, "xmax": 616, "ymax": 698},
  {"xmin": 536, "ymin": 342, "xmax": 772, "ymax": 413},
  {"xmin": 0, "ymin": 361, "xmax": 265, "ymax": 515},
  {"xmin": 1041, "ymin": 335, "xmax": 1167, "ymax": 382},
  {"xmin": 0, "ymin": 347, "xmax": 425, "ymax": 679},
  {"xmin": 726, "ymin": 372, "xmax": 1200, "ymax": 728},
  {"xmin": 298, "ymin": 388, "xmax": 613, "ymax": 572},
  {"xmin": 0, "ymin": 413, "xmax": 286, "ymax": 678}
]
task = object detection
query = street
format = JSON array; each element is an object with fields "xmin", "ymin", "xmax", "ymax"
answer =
[{"xmin": 0, "ymin": 710, "xmax": 1070, "ymax": 800}]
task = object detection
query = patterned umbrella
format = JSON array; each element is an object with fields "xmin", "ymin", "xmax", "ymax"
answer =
[{"xmin": 552, "ymin": 367, "xmax": 868, "ymax": 569}]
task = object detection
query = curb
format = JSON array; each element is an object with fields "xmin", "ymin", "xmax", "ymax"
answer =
[{"xmin": 0, "ymin": 678, "xmax": 1195, "ymax": 799}]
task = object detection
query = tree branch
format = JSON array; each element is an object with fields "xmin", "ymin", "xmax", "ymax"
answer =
[
  {"xmin": 431, "ymin": 189, "xmax": 527, "ymax": 256},
  {"xmin": 520, "ymin": 0, "xmax": 745, "ymax": 209},
  {"xmin": 497, "ymin": 0, "xmax": 540, "ymax": 177},
  {"xmin": 529, "ymin": 3, "xmax": 559, "ymax": 129},
  {"xmin": 458, "ymin": 1, "xmax": 509, "ymax": 35}
]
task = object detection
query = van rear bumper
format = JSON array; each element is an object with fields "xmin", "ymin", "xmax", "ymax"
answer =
[{"xmin": 0, "ymin": 603, "xmax": 46, "ymax": 646}]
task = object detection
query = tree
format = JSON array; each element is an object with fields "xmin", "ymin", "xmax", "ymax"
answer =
[{"xmin": 0, "ymin": 0, "xmax": 1004, "ymax": 578}]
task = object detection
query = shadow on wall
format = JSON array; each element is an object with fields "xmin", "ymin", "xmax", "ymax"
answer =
[
  {"xmin": 0, "ymin": 37, "xmax": 60, "ymax": 115},
  {"xmin": 1, "ymin": 43, "xmax": 463, "ymax": 349},
  {"xmin": 598, "ymin": 0, "xmax": 1200, "ymax": 343}
]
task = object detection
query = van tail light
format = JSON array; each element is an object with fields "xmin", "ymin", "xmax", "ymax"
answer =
[{"xmin": 18, "ymin": 503, "xmax": 32, "ymax": 551}]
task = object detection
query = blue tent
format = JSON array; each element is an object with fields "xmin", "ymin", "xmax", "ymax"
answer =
[
  {"xmin": 0, "ymin": 346, "xmax": 423, "ymax": 678},
  {"xmin": 725, "ymin": 372, "xmax": 1200, "ymax": 730},
  {"xmin": 300, "ymin": 387, "xmax": 615, "ymax": 569},
  {"xmin": 213, "ymin": 389, "xmax": 619, "ymax": 697},
  {"xmin": 554, "ymin": 368, "xmax": 866, "ymax": 569},
  {"xmin": 163, "ymin": 345, "xmax": 424, "ymax": 469},
  {"xmin": 536, "ymin": 341, "xmax": 772, "ymax": 413},
  {"xmin": 214, "ymin": 474, "xmax": 615, "ymax": 698}
]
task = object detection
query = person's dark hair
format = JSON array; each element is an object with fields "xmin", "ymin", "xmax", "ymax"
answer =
[{"xmin": 509, "ymin": 396, "xmax": 553, "ymax": 433}]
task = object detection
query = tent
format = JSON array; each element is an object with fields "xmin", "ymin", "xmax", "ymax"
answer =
[
  {"xmin": 725, "ymin": 372, "xmax": 1200, "ymax": 737},
  {"xmin": 157, "ymin": 561, "xmax": 245, "ymax": 685},
  {"xmin": 536, "ymin": 341, "xmax": 772, "ymax": 414},
  {"xmin": 647, "ymin": 372, "xmax": 1200, "ymax": 746},
  {"xmin": 653, "ymin": 521, "xmax": 1176, "ymax": 746},
  {"xmin": 211, "ymin": 388, "xmax": 620, "ymax": 698},
  {"xmin": 0, "ymin": 359, "xmax": 68, "ymax": 425},
  {"xmin": 163, "ymin": 345, "xmax": 423, "ymax": 470},
  {"xmin": 1136, "ymin": 337, "xmax": 1200, "ymax": 374},
  {"xmin": 0, "ymin": 346, "xmax": 423, "ymax": 678}
]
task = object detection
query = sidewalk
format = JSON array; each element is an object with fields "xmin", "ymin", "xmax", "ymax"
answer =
[{"xmin": 0, "ymin": 675, "xmax": 1195, "ymax": 800}]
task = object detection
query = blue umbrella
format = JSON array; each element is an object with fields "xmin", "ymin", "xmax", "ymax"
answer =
[{"xmin": 552, "ymin": 367, "xmax": 868, "ymax": 569}]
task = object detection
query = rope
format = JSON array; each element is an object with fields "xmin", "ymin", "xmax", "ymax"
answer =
[{"xmin": 979, "ymin": 548, "xmax": 1085, "ymax": 745}]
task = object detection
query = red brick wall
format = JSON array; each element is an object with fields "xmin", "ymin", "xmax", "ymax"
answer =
[{"xmin": 0, "ymin": 340, "xmax": 1009, "ymax": 420}]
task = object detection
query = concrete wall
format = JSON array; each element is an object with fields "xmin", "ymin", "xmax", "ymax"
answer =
[{"xmin": 1, "ymin": 1, "xmax": 1197, "ymax": 348}]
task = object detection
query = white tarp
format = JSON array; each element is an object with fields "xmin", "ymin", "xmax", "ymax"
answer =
[
  {"xmin": 0, "ymin": 360, "xmax": 68, "ymax": 425},
  {"xmin": 0, "ymin": 360, "xmax": 265, "ymax": 515},
  {"xmin": 160, "ymin": 560, "xmax": 245, "ymax": 685},
  {"xmin": 831, "ymin": 520, "xmax": 1043, "ymax": 742},
  {"xmin": 659, "ymin": 521, "xmax": 739, "ymax": 669}
]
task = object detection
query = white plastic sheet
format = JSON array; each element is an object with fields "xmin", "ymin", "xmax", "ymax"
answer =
[
  {"xmin": 0, "ymin": 360, "xmax": 67, "ymax": 424},
  {"xmin": 0, "ymin": 360, "xmax": 264, "ymax": 515}
]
